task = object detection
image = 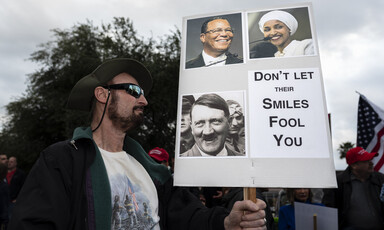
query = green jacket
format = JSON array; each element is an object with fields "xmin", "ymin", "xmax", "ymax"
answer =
[{"xmin": 71, "ymin": 127, "xmax": 172, "ymax": 229}]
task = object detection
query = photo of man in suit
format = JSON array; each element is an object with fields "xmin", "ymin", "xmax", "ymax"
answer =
[{"xmin": 186, "ymin": 15, "xmax": 243, "ymax": 69}]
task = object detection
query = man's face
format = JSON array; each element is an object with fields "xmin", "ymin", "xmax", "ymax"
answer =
[
  {"xmin": 8, "ymin": 157, "xmax": 16, "ymax": 170},
  {"xmin": 262, "ymin": 20, "xmax": 291, "ymax": 49},
  {"xmin": 228, "ymin": 104, "xmax": 244, "ymax": 134},
  {"xmin": 0, "ymin": 155, "xmax": 7, "ymax": 165},
  {"xmin": 191, "ymin": 105, "xmax": 229, "ymax": 155},
  {"xmin": 107, "ymin": 73, "xmax": 148, "ymax": 132},
  {"xmin": 200, "ymin": 19, "xmax": 233, "ymax": 57},
  {"xmin": 352, "ymin": 160, "xmax": 374, "ymax": 175},
  {"xmin": 180, "ymin": 112, "xmax": 191, "ymax": 134}
]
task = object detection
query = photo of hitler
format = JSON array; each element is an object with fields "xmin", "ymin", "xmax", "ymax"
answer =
[
  {"xmin": 180, "ymin": 92, "xmax": 246, "ymax": 157},
  {"xmin": 248, "ymin": 7, "xmax": 315, "ymax": 59},
  {"xmin": 185, "ymin": 13, "xmax": 243, "ymax": 69}
]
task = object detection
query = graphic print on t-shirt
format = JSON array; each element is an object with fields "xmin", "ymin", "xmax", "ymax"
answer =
[
  {"xmin": 98, "ymin": 148, "xmax": 160, "ymax": 230},
  {"xmin": 110, "ymin": 174, "xmax": 155, "ymax": 230}
]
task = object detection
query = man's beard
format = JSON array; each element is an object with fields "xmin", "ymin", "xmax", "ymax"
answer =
[{"xmin": 108, "ymin": 94, "xmax": 144, "ymax": 132}]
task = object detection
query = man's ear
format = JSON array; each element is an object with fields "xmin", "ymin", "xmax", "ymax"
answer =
[
  {"xmin": 200, "ymin": 33, "xmax": 206, "ymax": 43},
  {"xmin": 94, "ymin": 86, "xmax": 109, "ymax": 104}
]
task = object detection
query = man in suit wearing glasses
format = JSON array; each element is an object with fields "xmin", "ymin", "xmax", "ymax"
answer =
[{"xmin": 186, "ymin": 17, "xmax": 243, "ymax": 69}]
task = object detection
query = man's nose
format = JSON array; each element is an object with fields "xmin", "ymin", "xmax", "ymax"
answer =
[
  {"xmin": 138, "ymin": 94, "xmax": 148, "ymax": 106},
  {"xmin": 232, "ymin": 119, "xmax": 238, "ymax": 126},
  {"xmin": 202, "ymin": 123, "xmax": 214, "ymax": 134}
]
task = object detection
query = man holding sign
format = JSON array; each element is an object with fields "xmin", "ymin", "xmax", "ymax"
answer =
[{"xmin": 9, "ymin": 59, "xmax": 265, "ymax": 230}]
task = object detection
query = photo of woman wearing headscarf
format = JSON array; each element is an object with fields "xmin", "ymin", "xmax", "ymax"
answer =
[{"xmin": 248, "ymin": 7, "xmax": 316, "ymax": 58}]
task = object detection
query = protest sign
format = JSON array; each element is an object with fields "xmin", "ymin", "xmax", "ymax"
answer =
[{"xmin": 174, "ymin": 3, "xmax": 337, "ymax": 188}]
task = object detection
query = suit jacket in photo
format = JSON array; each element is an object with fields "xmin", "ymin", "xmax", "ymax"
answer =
[{"xmin": 186, "ymin": 52, "xmax": 243, "ymax": 69}]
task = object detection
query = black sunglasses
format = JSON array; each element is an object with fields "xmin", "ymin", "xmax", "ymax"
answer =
[{"xmin": 102, "ymin": 83, "xmax": 144, "ymax": 98}]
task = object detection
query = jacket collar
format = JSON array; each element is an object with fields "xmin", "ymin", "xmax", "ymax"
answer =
[{"xmin": 72, "ymin": 126, "xmax": 93, "ymax": 141}]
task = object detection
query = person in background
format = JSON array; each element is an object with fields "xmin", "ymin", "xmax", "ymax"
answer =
[
  {"xmin": 148, "ymin": 147, "xmax": 170, "ymax": 169},
  {"xmin": 323, "ymin": 147, "xmax": 384, "ymax": 230},
  {"xmin": 6, "ymin": 156, "xmax": 25, "ymax": 220},
  {"xmin": 381, "ymin": 183, "xmax": 384, "ymax": 202},
  {"xmin": 258, "ymin": 10, "xmax": 314, "ymax": 57},
  {"xmin": 0, "ymin": 162, "xmax": 9, "ymax": 229},
  {"xmin": 225, "ymin": 100, "xmax": 245, "ymax": 155},
  {"xmin": 179, "ymin": 96, "xmax": 195, "ymax": 154},
  {"xmin": 201, "ymin": 187, "xmax": 223, "ymax": 208},
  {"xmin": 310, "ymin": 188, "xmax": 324, "ymax": 204},
  {"xmin": 278, "ymin": 188, "xmax": 323, "ymax": 230},
  {"xmin": 0, "ymin": 155, "xmax": 8, "ymax": 167}
]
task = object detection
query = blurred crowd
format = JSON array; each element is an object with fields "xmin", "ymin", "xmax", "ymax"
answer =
[
  {"xmin": 149, "ymin": 145, "xmax": 384, "ymax": 230},
  {"xmin": 0, "ymin": 154, "xmax": 26, "ymax": 229},
  {"xmin": 2, "ymin": 138, "xmax": 383, "ymax": 230}
]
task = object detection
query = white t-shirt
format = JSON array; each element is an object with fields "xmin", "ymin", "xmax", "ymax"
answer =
[{"xmin": 99, "ymin": 147, "xmax": 160, "ymax": 230}]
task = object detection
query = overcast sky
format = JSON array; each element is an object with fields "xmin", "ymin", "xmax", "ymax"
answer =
[{"xmin": 1, "ymin": 0, "xmax": 383, "ymax": 170}]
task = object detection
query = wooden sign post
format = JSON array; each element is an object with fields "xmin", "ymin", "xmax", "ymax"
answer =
[
  {"xmin": 313, "ymin": 213, "xmax": 317, "ymax": 230},
  {"xmin": 244, "ymin": 187, "xmax": 258, "ymax": 203}
]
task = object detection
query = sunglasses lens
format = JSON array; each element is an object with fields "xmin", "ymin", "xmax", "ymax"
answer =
[
  {"xmin": 106, "ymin": 84, "xmax": 144, "ymax": 98},
  {"xmin": 127, "ymin": 85, "xmax": 142, "ymax": 98}
]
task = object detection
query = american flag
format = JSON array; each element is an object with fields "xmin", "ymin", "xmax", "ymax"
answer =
[
  {"xmin": 356, "ymin": 93, "xmax": 384, "ymax": 173},
  {"xmin": 127, "ymin": 178, "xmax": 140, "ymax": 211}
]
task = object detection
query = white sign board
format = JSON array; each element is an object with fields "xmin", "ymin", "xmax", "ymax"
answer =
[{"xmin": 174, "ymin": 3, "xmax": 337, "ymax": 188}]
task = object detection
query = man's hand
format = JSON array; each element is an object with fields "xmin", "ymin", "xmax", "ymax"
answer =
[{"xmin": 224, "ymin": 199, "xmax": 267, "ymax": 230}]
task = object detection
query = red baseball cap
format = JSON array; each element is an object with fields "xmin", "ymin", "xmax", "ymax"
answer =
[
  {"xmin": 346, "ymin": 147, "xmax": 378, "ymax": 165},
  {"xmin": 148, "ymin": 147, "xmax": 169, "ymax": 162}
]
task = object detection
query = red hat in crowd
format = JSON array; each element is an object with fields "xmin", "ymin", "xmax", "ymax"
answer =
[
  {"xmin": 346, "ymin": 147, "xmax": 378, "ymax": 165},
  {"xmin": 148, "ymin": 147, "xmax": 169, "ymax": 162}
]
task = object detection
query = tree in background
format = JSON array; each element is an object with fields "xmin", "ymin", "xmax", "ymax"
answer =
[
  {"xmin": 337, "ymin": 141, "xmax": 355, "ymax": 159},
  {"xmin": 0, "ymin": 18, "xmax": 180, "ymax": 171}
]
